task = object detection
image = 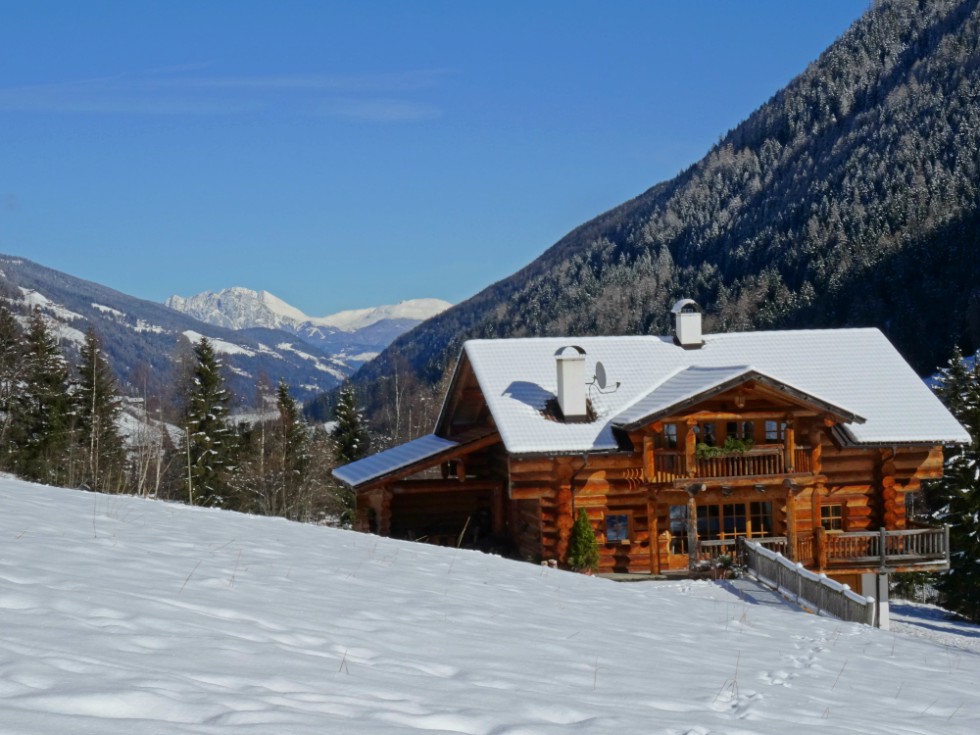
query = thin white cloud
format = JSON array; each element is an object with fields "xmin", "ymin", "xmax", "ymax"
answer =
[
  {"xmin": 0, "ymin": 69, "xmax": 447, "ymax": 120},
  {"xmin": 318, "ymin": 97, "xmax": 442, "ymax": 123}
]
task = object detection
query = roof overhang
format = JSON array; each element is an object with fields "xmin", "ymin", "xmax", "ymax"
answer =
[{"xmin": 332, "ymin": 429, "xmax": 499, "ymax": 491}]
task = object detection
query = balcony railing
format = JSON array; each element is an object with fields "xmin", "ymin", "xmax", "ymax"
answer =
[
  {"xmin": 651, "ymin": 445, "xmax": 813, "ymax": 483},
  {"xmin": 690, "ymin": 528, "xmax": 949, "ymax": 573}
]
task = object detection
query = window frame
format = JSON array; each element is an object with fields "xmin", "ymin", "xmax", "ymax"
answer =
[
  {"xmin": 604, "ymin": 511, "xmax": 633, "ymax": 544},
  {"xmin": 820, "ymin": 503, "xmax": 844, "ymax": 532}
]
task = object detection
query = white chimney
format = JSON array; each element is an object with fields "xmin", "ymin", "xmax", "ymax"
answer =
[
  {"xmin": 555, "ymin": 345, "xmax": 587, "ymax": 420},
  {"xmin": 671, "ymin": 299, "xmax": 703, "ymax": 348}
]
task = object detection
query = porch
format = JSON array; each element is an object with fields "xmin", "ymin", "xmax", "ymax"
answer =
[{"xmin": 693, "ymin": 526, "xmax": 950, "ymax": 574}]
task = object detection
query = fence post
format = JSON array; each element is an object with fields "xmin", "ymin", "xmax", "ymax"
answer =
[{"xmin": 879, "ymin": 526, "xmax": 887, "ymax": 569}]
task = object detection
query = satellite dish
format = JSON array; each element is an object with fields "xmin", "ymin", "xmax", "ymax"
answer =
[{"xmin": 595, "ymin": 361, "xmax": 607, "ymax": 390}]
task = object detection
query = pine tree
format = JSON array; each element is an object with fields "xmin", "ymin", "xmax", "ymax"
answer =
[
  {"xmin": 928, "ymin": 347, "xmax": 980, "ymax": 622},
  {"xmin": 0, "ymin": 304, "xmax": 25, "ymax": 466},
  {"xmin": 182, "ymin": 337, "xmax": 237, "ymax": 507},
  {"xmin": 9, "ymin": 310, "xmax": 75, "ymax": 485},
  {"xmin": 274, "ymin": 378, "xmax": 310, "ymax": 518},
  {"xmin": 331, "ymin": 384, "xmax": 369, "ymax": 525},
  {"xmin": 332, "ymin": 384, "xmax": 369, "ymax": 465},
  {"xmin": 568, "ymin": 508, "xmax": 600, "ymax": 573},
  {"xmin": 76, "ymin": 328, "xmax": 126, "ymax": 492}
]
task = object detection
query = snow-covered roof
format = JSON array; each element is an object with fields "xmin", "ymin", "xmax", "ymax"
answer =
[
  {"xmin": 457, "ymin": 328, "xmax": 969, "ymax": 455},
  {"xmin": 332, "ymin": 434, "xmax": 459, "ymax": 488},
  {"xmin": 612, "ymin": 365, "xmax": 862, "ymax": 430}
]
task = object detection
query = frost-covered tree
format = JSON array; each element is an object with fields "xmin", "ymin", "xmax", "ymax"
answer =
[
  {"xmin": 182, "ymin": 337, "xmax": 237, "ymax": 507},
  {"xmin": 928, "ymin": 346, "xmax": 980, "ymax": 622},
  {"xmin": 331, "ymin": 384, "xmax": 369, "ymax": 525},
  {"xmin": 332, "ymin": 384, "xmax": 369, "ymax": 466},
  {"xmin": 76, "ymin": 327, "xmax": 126, "ymax": 493}
]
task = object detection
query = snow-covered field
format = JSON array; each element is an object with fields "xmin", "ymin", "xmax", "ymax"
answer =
[{"xmin": 1, "ymin": 475, "xmax": 979, "ymax": 734}]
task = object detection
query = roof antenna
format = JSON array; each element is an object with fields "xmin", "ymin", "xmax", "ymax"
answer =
[{"xmin": 588, "ymin": 361, "xmax": 621, "ymax": 395}]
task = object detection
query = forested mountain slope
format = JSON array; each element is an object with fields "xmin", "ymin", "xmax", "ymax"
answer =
[{"xmin": 342, "ymin": 0, "xmax": 980, "ymax": 428}]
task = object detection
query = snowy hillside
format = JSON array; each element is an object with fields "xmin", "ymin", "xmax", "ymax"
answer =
[{"xmin": 2, "ymin": 476, "xmax": 979, "ymax": 733}]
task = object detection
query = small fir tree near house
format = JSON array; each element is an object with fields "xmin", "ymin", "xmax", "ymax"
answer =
[
  {"xmin": 568, "ymin": 508, "xmax": 600, "ymax": 573},
  {"xmin": 331, "ymin": 384, "xmax": 369, "ymax": 525},
  {"xmin": 926, "ymin": 346, "xmax": 980, "ymax": 622}
]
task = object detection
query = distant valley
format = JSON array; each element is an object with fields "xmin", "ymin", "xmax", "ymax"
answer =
[{"xmin": 0, "ymin": 255, "xmax": 449, "ymax": 406}]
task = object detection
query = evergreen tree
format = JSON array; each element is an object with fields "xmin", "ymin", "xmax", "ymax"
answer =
[
  {"xmin": 76, "ymin": 328, "xmax": 126, "ymax": 492},
  {"xmin": 568, "ymin": 508, "xmax": 600, "ymax": 573},
  {"xmin": 182, "ymin": 337, "xmax": 237, "ymax": 507},
  {"xmin": 332, "ymin": 384, "xmax": 369, "ymax": 465},
  {"xmin": 0, "ymin": 304, "xmax": 25, "ymax": 466},
  {"xmin": 274, "ymin": 378, "xmax": 310, "ymax": 518},
  {"xmin": 331, "ymin": 384, "xmax": 369, "ymax": 525},
  {"xmin": 928, "ymin": 347, "xmax": 980, "ymax": 622},
  {"xmin": 9, "ymin": 310, "xmax": 75, "ymax": 485}
]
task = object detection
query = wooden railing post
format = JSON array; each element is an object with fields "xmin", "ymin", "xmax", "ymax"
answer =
[
  {"xmin": 879, "ymin": 526, "xmax": 888, "ymax": 569},
  {"xmin": 686, "ymin": 483, "xmax": 704, "ymax": 573},
  {"xmin": 815, "ymin": 526, "xmax": 827, "ymax": 570}
]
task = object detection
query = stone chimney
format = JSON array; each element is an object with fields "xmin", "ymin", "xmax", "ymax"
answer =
[
  {"xmin": 671, "ymin": 299, "xmax": 703, "ymax": 349},
  {"xmin": 555, "ymin": 345, "xmax": 587, "ymax": 420}
]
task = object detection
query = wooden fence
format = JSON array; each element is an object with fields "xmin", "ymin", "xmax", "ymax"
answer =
[{"xmin": 741, "ymin": 539, "xmax": 876, "ymax": 626}]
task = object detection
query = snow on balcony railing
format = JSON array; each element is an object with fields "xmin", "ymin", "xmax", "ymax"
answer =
[{"xmin": 741, "ymin": 539, "xmax": 876, "ymax": 626}]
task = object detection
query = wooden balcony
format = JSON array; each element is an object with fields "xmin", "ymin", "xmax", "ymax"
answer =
[
  {"xmin": 651, "ymin": 445, "xmax": 813, "ymax": 484},
  {"xmin": 695, "ymin": 527, "xmax": 949, "ymax": 574},
  {"xmin": 789, "ymin": 527, "xmax": 949, "ymax": 573}
]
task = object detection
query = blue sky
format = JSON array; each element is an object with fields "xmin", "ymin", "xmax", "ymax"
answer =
[{"xmin": 0, "ymin": 1, "xmax": 866, "ymax": 316}]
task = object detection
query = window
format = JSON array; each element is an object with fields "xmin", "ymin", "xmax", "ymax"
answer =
[
  {"xmin": 727, "ymin": 420, "xmax": 755, "ymax": 441},
  {"xmin": 695, "ymin": 502, "xmax": 773, "ymax": 541},
  {"xmin": 663, "ymin": 423, "xmax": 678, "ymax": 449},
  {"xmin": 750, "ymin": 501, "xmax": 772, "ymax": 535},
  {"xmin": 697, "ymin": 505, "xmax": 721, "ymax": 540},
  {"xmin": 765, "ymin": 420, "xmax": 786, "ymax": 442},
  {"xmin": 669, "ymin": 505, "xmax": 688, "ymax": 554},
  {"xmin": 605, "ymin": 513, "xmax": 631, "ymax": 543},
  {"xmin": 699, "ymin": 422, "xmax": 717, "ymax": 447},
  {"xmin": 821, "ymin": 504, "xmax": 843, "ymax": 531}
]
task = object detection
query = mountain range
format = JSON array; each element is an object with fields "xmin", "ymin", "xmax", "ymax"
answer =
[
  {"xmin": 339, "ymin": 0, "xmax": 980, "ymax": 427},
  {"xmin": 166, "ymin": 288, "xmax": 449, "ymax": 364},
  {"xmin": 0, "ymin": 255, "xmax": 448, "ymax": 406}
]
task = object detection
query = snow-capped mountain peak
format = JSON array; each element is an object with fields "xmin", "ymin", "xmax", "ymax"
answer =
[
  {"xmin": 166, "ymin": 287, "xmax": 451, "ymax": 366},
  {"xmin": 167, "ymin": 288, "xmax": 450, "ymax": 334},
  {"xmin": 312, "ymin": 298, "xmax": 454, "ymax": 331}
]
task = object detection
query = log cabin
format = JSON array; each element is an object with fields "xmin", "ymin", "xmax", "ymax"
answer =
[{"xmin": 334, "ymin": 300, "xmax": 967, "ymax": 613}]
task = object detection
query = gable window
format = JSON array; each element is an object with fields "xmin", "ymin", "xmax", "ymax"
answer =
[
  {"xmin": 821, "ymin": 504, "xmax": 844, "ymax": 531},
  {"xmin": 605, "ymin": 512, "xmax": 632, "ymax": 543},
  {"xmin": 765, "ymin": 420, "xmax": 786, "ymax": 442}
]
